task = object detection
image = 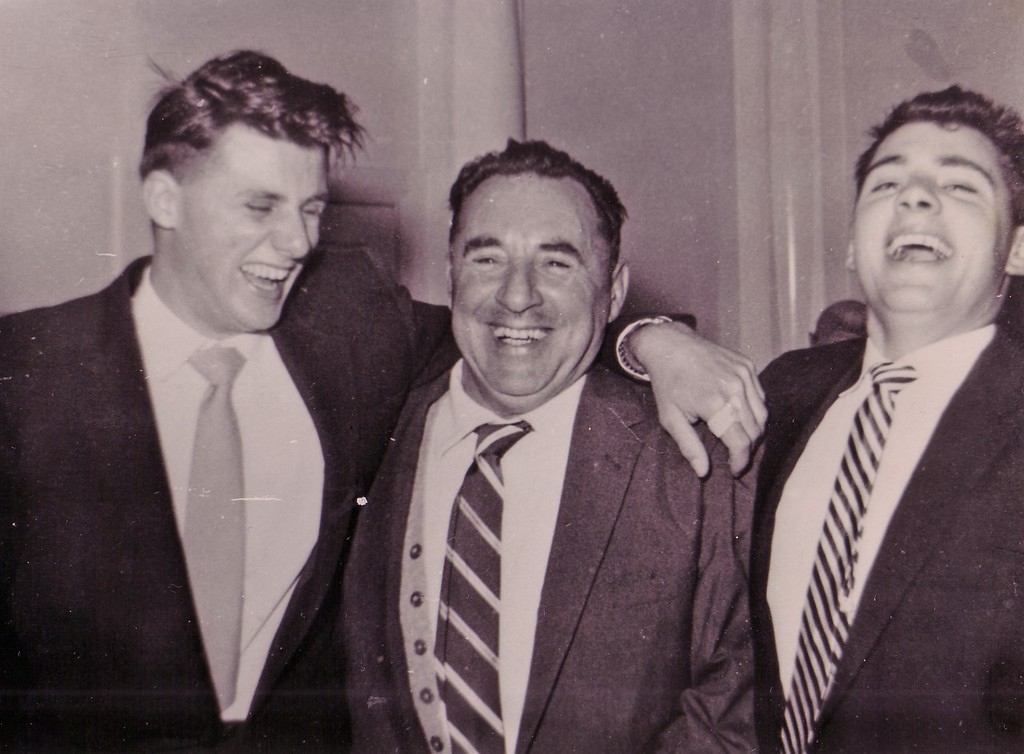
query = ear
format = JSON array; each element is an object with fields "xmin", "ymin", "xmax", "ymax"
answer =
[
  {"xmin": 607, "ymin": 260, "xmax": 630, "ymax": 322},
  {"xmin": 845, "ymin": 240, "xmax": 857, "ymax": 271},
  {"xmin": 445, "ymin": 247, "xmax": 455, "ymax": 307},
  {"xmin": 1004, "ymin": 227, "xmax": 1024, "ymax": 276},
  {"xmin": 142, "ymin": 170, "xmax": 182, "ymax": 230}
]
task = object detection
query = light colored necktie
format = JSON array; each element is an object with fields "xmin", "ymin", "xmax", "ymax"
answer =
[
  {"xmin": 781, "ymin": 362, "xmax": 917, "ymax": 753},
  {"xmin": 435, "ymin": 421, "xmax": 532, "ymax": 754},
  {"xmin": 185, "ymin": 344, "xmax": 247, "ymax": 711}
]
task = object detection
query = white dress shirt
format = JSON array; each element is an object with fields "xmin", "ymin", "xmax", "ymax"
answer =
[
  {"xmin": 401, "ymin": 361, "xmax": 584, "ymax": 754},
  {"xmin": 132, "ymin": 269, "xmax": 323, "ymax": 720},
  {"xmin": 768, "ymin": 326, "xmax": 994, "ymax": 694}
]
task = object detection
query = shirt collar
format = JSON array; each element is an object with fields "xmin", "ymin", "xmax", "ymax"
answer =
[
  {"xmin": 435, "ymin": 360, "xmax": 587, "ymax": 454},
  {"xmin": 847, "ymin": 324, "xmax": 995, "ymax": 395},
  {"xmin": 131, "ymin": 266, "xmax": 267, "ymax": 383}
]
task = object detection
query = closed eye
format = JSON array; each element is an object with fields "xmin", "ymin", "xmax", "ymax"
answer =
[
  {"xmin": 302, "ymin": 200, "xmax": 327, "ymax": 219},
  {"xmin": 945, "ymin": 183, "xmax": 978, "ymax": 195},
  {"xmin": 870, "ymin": 180, "xmax": 899, "ymax": 193}
]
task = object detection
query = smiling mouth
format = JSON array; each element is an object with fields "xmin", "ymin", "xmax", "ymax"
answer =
[
  {"xmin": 492, "ymin": 325, "xmax": 549, "ymax": 345},
  {"xmin": 241, "ymin": 262, "xmax": 294, "ymax": 293},
  {"xmin": 886, "ymin": 233, "xmax": 953, "ymax": 262}
]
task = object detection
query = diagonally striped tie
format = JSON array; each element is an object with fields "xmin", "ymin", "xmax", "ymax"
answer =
[
  {"xmin": 781, "ymin": 362, "xmax": 916, "ymax": 754},
  {"xmin": 435, "ymin": 421, "xmax": 532, "ymax": 754}
]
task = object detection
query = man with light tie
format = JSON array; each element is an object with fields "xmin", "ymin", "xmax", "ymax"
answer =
[
  {"xmin": 0, "ymin": 50, "xmax": 458, "ymax": 751},
  {"xmin": 341, "ymin": 139, "xmax": 756, "ymax": 753},
  {"xmin": 750, "ymin": 86, "xmax": 1024, "ymax": 752}
]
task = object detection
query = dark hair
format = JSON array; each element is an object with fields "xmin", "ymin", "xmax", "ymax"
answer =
[
  {"xmin": 854, "ymin": 85, "xmax": 1024, "ymax": 225},
  {"xmin": 448, "ymin": 139, "xmax": 627, "ymax": 263},
  {"xmin": 139, "ymin": 50, "xmax": 364, "ymax": 178}
]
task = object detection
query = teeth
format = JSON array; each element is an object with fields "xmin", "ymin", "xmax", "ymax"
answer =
[
  {"xmin": 887, "ymin": 233, "xmax": 952, "ymax": 261},
  {"xmin": 242, "ymin": 263, "xmax": 291, "ymax": 282},
  {"xmin": 493, "ymin": 326, "xmax": 547, "ymax": 343}
]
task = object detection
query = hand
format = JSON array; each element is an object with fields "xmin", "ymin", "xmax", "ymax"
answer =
[{"xmin": 628, "ymin": 321, "xmax": 766, "ymax": 476}]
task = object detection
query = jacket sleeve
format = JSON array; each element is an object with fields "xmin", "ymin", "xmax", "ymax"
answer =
[{"xmin": 651, "ymin": 437, "xmax": 758, "ymax": 753}]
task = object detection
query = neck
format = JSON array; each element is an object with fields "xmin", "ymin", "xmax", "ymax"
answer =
[{"xmin": 867, "ymin": 313, "xmax": 995, "ymax": 361}]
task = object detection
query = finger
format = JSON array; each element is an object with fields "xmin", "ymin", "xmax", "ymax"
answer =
[
  {"xmin": 707, "ymin": 400, "xmax": 739, "ymax": 437},
  {"xmin": 732, "ymin": 361, "xmax": 767, "ymax": 430},
  {"xmin": 719, "ymin": 421, "xmax": 754, "ymax": 476},
  {"xmin": 733, "ymin": 386, "xmax": 767, "ymax": 443},
  {"xmin": 661, "ymin": 410, "xmax": 710, "ymax": 478},
  {"xmin": 744, "ymin": 373, "xmax": 768, "ymax": 429}
]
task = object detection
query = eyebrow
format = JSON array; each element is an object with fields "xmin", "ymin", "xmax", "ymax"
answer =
[
  {"xmin": 538, "ymin": 240, "xmax": 583, "ymax": 259},
  {"xmin": 240, "ymin": 190, "xmax": 330, "ymax": 204},
  {"xmin": 865, "ymin": 153, "xmax": 997, "ymax": 188},
  {"xmin": 461, "ymin": 236, "xmax": 584, "ymax": 260},
  {"xmin": 461, "ymin": 236, "xmax": 501, "ymax": 255}
]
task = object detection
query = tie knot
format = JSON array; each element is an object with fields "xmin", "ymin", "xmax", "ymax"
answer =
[
  {"xmin": 869, "ymin": 361, "xmax": 917, "ymax": 389},
  {"xmin": 190, "ymin": 345, "xmax": 246, "ymax": 387},
  {"xmin": 474, "ymin": 420, "xmax": 532, "ymax": 461}
]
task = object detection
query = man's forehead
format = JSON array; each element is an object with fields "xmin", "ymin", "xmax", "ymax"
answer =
[
  {"xmin": 869, "ymin": 122, "xmax": 1002, "ymax": 174},
  {"xmin": 460, "ymin": 173, "xmax": 599, "ymax": 234},
  {"xmin": 189, "ymin": 123, "xmax": 328, "ymax": 186}
]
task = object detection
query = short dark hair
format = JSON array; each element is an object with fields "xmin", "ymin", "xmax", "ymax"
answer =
[
  {"xmin": 854, "ymin": 85, "xmax": 1024, "ymax": 225},
  {"xmin": 139, "ymin": 50, "xmax": 364, "ymax": 178},
  {"xmin": 448, "ymin": 139, "xmax": 627, "ymax": 263}
]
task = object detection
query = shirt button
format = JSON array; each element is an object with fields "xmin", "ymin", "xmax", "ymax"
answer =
[
  {"xmin": 410, "ymin": 543, "xmax": 422, "ymax": 559},
  {"xmin": 410, "ymin": 591, "xmax": 423, "ymax": 607},
  {"xmin": 430, "ymin": 736, "xmax": 444, "ymax": 752},
  {"xmin": 420, "ymin": 687, "xmax": 434, "ymax": 703},
  {"xmin": 414, "ymin": 639, "xmax": 428, "ymax": 655}
]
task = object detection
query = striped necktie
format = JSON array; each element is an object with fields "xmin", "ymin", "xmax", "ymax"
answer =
[
  {"xmin": 435, "ymin": 420, "xmax": 532, "ymax": 754},
  {"xmin": 185, "ymin": 344, "xmax": 247, "ymax": 711},
  {"xmin": 781, "ymin": 362, "xmax": 916, "ymax": 753}
]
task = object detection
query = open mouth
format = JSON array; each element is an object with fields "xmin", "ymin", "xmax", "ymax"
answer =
[
  {"xmin": 492, "ymin": 325, "xmax": 549, "ymax": 345},
  {"xmin": 886, "ymin": 233, "xmax": 953, "ymax": 262},
  {"xmin": 241, "ymin": 262, "xmax": 293, "ymax": 293}
]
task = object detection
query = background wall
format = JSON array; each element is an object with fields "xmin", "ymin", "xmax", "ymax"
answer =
[{"xmin": 2, "ymin": 1, "xmax": 1023, "ymax": 366}]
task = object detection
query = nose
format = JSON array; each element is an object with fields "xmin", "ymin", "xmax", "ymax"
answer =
[
  {"xmin": 273, "ymin": 211, "xmax": 316, "ymax": 260},
  {"xmin": 496, "ymin": 259, "xmax": 542, "ymax": 313},
  {"xmin": 897, "ymin": 179, "xmax": 938, "ymax": 213}
]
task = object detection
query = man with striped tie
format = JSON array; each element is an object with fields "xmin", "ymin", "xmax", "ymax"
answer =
[
  {"xmin": 341, "ymin": 139, "xmax": 756, "ymax": 753},
  {"xmin": 750, "ymin": 86, "xmax": 1024, "ymax": 752}
]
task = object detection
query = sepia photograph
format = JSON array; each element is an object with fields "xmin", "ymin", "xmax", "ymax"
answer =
[{"xmin": 2, "ymin": 1, "xmax": 1023, "ymax": 751}]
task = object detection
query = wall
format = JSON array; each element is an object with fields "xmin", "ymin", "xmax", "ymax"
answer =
[
  {"xmin": 522, "ymin": 1, "xmax": 737, "ymax": 340},
  {"xmin": 0, "ymin": 0, "xmax": 422, "ymax": 314},
  {"xmin": 4, "ymin": 1, "xmax": 1024, "ymax": 365},
  {"xmin": 730, "ymin": 0, "xmax": 1024, "ymax": 365}
]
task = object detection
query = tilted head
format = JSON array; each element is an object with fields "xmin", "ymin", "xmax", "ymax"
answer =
[
  {"xmin": 447, "ymin": 140, "xmax": 630, "ymax": 416},
  {"xmin": 140, "ymin": 51, "xmax": 364, "ymax": 339},
  {"xmin": 848, "ymin": 86, "xmax": 1024, "ymax": 357}
]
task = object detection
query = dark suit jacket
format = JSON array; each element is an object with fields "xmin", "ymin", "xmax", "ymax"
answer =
[
  {"xmin": 752, "ymin": 331, "xmax": 1024, "ymax": 753},
  {"xmin": 342, "ymin": 365, "xmax": 756, "ymax": 753},
  {"xmin": 0, "ymin": 250, "xmax": 453, "ymax": 751}
]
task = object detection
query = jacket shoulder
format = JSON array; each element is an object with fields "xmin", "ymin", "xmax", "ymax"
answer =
[{"xmin": 761, "ymin": 338, "xmax": 864, "ymax": 410}]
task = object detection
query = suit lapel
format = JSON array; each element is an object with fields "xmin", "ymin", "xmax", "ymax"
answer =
[
  {"xmin": 251, "ymin": 307, "xmax": 361, "ymax": 702},
  {"xmin": 751, "ymin": 342, "xmax": 862, "ymax": 742},
  {"xmin": 516, "ymin": 368, "xmax": 645, "ymax": 752},
  {"xmin": 822, "ymin": 331, "xmax": 1024, "ymax": 720},
  {"xmin": 86, "ymin": 261, "xmax": 217, "ymax": 712}
]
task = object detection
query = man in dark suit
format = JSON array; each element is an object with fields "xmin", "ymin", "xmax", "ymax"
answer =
[
  {"xmin": 342, "ymin": 140, "xmax": 756, "ymax": 753},
  {"xmin": 751, "ymin": 86, "xmax": 1024, "ymax": 752},
  {"xmin": 0, "ymin": 50, "xmax": 452, "ymax": 751},
  {"xmin": 0, "ymin": 51, "xmax": 767, "ymax": 751}
]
